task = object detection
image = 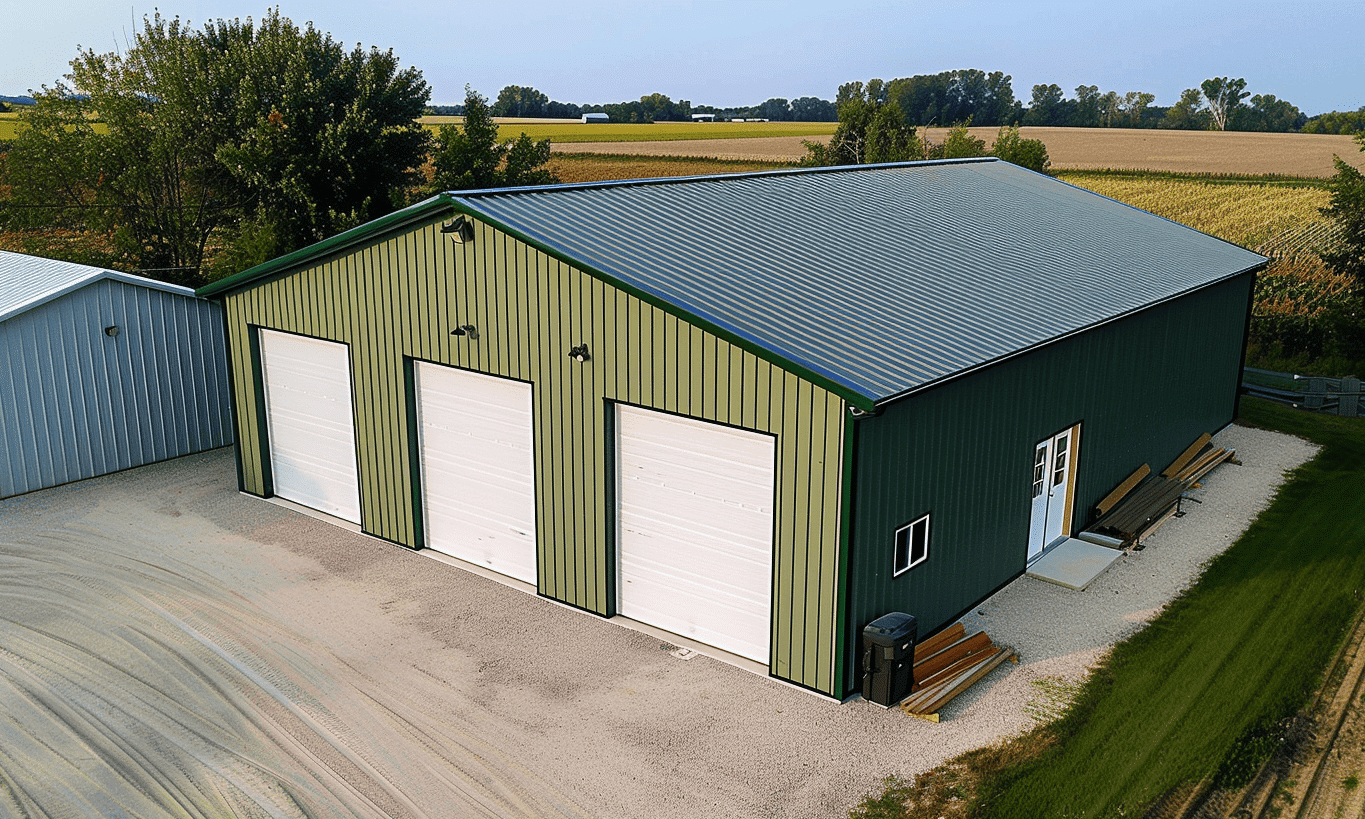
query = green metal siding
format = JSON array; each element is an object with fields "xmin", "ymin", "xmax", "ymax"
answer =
[
  {"xmin": 220, "ymin": 217, "xmax": 848, "ymax": 694},
  {"xmin": 841, "ymin": 272, "xmax": 1255, "ymax": 697}
]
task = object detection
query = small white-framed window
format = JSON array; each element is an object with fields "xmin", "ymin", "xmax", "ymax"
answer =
[{"xmin": 893, "ymin": 514, "xmax": 930, "ymax": 576}]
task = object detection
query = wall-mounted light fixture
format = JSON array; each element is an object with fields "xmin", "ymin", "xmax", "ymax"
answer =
[
  {"xmin": 104, "ymin": 325, "xmax": 120, "ymax": 337},
  {"xmin": 441, "ymin": 215, "xmax": 475, "ymax": 243},
  {"xmin": 568, "ymin": 343, "xmax": 590, "ymax": 363},
  {"xmin": 450, "ymin": 324, "xmax": 479, "ymax": 340}
]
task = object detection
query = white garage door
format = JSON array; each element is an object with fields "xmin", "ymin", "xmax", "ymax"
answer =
[
  {"xmin": 259, "ymin": 330, "xmax": 361, "ymax": 524},
  {"xmin": 616, "ymin": 405, "xmax": 775, "ymax": 663},
  {"xmin": 415, "ymin": 362, "xmax": 537, "ymax": 584}
]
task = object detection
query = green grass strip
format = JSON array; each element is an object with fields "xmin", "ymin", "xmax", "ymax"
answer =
[{"xmin": 978, "ymin": 398, "xmax": 1365, "ymax": 817}]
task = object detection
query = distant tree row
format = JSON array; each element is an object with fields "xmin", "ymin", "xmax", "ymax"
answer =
[
  {"xmin": 434, "ymin": 78, "xmax": 1363, "ymax": 135},
  {"xmin": 1302, "ymin": 107, "xmax": 1365, "ymax": 135},
  {"xmin": 422, "ymin": 85, "xmax": 839, "ymax": 123},
  {"xmin": 860, "ymin": 70, "xmax": 1317, "ymax": 133}
]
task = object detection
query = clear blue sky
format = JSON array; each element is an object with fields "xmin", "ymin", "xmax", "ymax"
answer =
[{"xmin": 5, "ymin": 0, "xmax": 1362, "ymax": 115}]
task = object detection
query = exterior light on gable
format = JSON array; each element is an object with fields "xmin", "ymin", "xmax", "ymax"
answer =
[
  {"xmin": 568, "ymin": 343, "xmax": 590, "ymax": 363},
  {"xmin": 441, "ymin": 215, "xmax": 475, "ymax": 243}
]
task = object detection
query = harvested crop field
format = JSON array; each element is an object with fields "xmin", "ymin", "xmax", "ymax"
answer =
[
  {"xmin": 556, "ymin": 127, "xmax": 1365, "ymax": 178},
  {"xmin": 552, "ymin": 135, "xmax": 816, "ymax": 162},
  {"xmin": 421, "ymin": 117, "xmax": 836, "ymax": 143},
  {"xmin": 547, "ymin": 152, "xmax": 786, "ymax": 183}
]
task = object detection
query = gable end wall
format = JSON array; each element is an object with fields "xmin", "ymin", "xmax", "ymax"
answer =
[{"xmin": 220, "ymin": 217, "xmax": 849, "ymax": 694}]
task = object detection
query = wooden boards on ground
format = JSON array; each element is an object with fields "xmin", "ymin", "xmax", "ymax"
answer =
[
  {"xmin": 1084, "ymin": 433, "xmax": 1236, "ymax": 547},
  {"xmin": 900, "ymin": 627, "xmax": 1016, "ymax": 722}
]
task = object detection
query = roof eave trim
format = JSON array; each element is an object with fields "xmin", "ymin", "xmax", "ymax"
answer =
[
  {"xmin": 195, "ymin": 195, "xmax": 458, "ymax": 298},
  {"xmin": 447, "ymin": 198, "xmax": 878, "ymax": 412},
  {"xmin": 870, "ymin": 259, "xmax": 1270, "ymax": 408}
]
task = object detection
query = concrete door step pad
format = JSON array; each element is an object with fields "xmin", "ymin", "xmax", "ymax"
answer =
[{"xmin": 1026, "ymin": 537, "xmax": 1123, "ymax": 591}]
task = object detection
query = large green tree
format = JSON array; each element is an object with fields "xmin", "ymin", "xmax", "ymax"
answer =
[
  {"xmin": 1, "ymin": 10, "xmax": 430, "ymax": 284},
  {"xmin": 429, "ymin": 88, "xmax": 559, "ymax": 191},
  {"xmin": 492, "ymin": 85, "xmax": 549, "ymax": 118},
  {"xmin": 1200, "ymin": 76, "xmax": 1249, "ymax": 131},
  {"xmin": 1162, "ymin": 88, "xmax": 1210, "ymax": 130},
  {"xmin": 801, "ymin": 81, "xmax": 922, "ymax": 166},
  {"xmin": 1023, "ymin": 84, "xmax": 1069, "ymax": 126}
]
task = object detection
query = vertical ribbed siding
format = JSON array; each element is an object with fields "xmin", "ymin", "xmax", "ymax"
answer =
[
  {"xmin": 841, "ymin": 272, "xmax": 1256, "ymax": 697},
  {"xmin": 0, "ymin": 279, "xmax": 233, "ymax": 498},
  {"xmin": 221, "ymin": 218, "xmax": 849, "ymax": 694}
]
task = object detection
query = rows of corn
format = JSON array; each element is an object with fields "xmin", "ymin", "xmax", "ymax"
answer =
[{"xmin": 1059, "ymin": 171, "xmax": 1356, "ymax": 366}]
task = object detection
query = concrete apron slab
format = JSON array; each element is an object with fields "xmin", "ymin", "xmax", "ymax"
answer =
[{"xmin": 1026, "ymin": 537, "xmax": 1124, "ymax": 590}]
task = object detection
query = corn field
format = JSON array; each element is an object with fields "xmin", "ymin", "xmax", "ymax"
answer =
[{"xmin": 1060, "ymin": 172, "xmax": 1360, "ymax": 366}]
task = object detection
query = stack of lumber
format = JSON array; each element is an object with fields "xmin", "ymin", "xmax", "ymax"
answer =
[
  {"xmin": 1085, "ymin": 433, "xmax": 1237, "ymax": 547},
  {"xmin": 899, "ymin": 622, "xmax": 1016, "ymax": 722}
]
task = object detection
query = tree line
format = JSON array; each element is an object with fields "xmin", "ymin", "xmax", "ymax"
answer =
[
  {"xmin": 433, "ymin": 72, "xmax": 1362, "ymax": 136},
  {"xmin": 427, "ymin": 86, "xmax": 839, "ymax": 123}
]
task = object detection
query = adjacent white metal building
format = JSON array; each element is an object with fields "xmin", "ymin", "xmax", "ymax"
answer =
[{"xmin": 0, "ymin": 251, "xmax": 233, "ymax": 498}]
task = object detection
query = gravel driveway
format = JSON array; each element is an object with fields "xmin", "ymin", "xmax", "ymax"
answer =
[{"xmin": 0, "ymin": 424, "xmax": 1314, "ymax": 818}]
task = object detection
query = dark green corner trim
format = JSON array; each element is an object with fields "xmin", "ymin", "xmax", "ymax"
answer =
[
  {"xmin": 220, "ymin": 305, "xmax": 247, "ymax": 493},
  {"xmin": 602, "ymin": 399, "xmax": 619, "ymax": 618},
  {"xmin": 403, "ymin": 358, "xmax": 426, "ymax": 551},
  {"xmin": 831, "ymin": 410, "xmax": 858, "ymax": 696},
  {"xmin": 246, "ymin": 325, "xmax": 274, "ymax": 498}
]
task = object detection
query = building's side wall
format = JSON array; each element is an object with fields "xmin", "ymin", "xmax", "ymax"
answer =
[
  {"xmin": 0, "ymin": 279, "xmax": 233, "ymax": 498},
  {"xmin": 221, "ymin": 218, "xmax": 849, "ymax": 693},
  {"xmin": 842, "ymin": 272, "xmax": 1255, "ymax": 697}
]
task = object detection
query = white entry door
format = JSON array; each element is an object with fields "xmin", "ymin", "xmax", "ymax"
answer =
[
  {"xmin": 414, "ymin": 362, "xmax": 537, "ymax": 584},
  {"xmin": 1028, "ymin": 424, "xmax": 1081, "ymax": 562},
  {"xmin": 616, "ymin": 405, "xmax": 775, "ymax": 663},
  {"xmin": 259, "ymin": 330, "xmax": 362, "ymax": 523}
]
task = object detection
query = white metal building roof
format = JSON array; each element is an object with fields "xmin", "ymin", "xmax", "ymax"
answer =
[{"xmin": 0, "ymin": 251, "xmax": 195, "ymax": 323}]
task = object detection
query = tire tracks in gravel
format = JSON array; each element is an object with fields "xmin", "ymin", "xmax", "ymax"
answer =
[{"xmin": 0, "ymin": 509, "xmax": 597, "ymax": 818}]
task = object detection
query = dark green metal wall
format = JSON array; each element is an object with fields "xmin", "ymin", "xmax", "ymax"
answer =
[{"xmin": 840, "ymin": 272, "xmax": 1255, "ymax": 697}]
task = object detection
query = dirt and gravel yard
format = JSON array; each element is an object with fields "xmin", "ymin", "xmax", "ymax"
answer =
[{"xmin": 0, "ymin": 424, "xmax": 1314, "ymax": 818}]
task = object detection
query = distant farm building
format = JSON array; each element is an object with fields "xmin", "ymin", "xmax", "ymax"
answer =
[
  {"xmin": 691, "ymin": 113, "xmax": 716, "ymax": 122},
  {"xmin": 200, "ymin": 159, "xmax": 1265, "ymax": 699},
  {"xmin": 581, "ymin": 113, "xmax": 608, "ymax": 123}
]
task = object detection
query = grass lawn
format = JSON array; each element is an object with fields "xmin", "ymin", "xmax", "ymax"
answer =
[{"xmin": 973, "ymin": 398, "xmax": 1365, "ymax": 817}]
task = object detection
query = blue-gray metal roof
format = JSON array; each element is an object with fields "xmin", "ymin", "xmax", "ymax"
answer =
[
  {"xmin": 0, "ymin": 251, "xmax": 196, "ymax": 323},
  {"xmin": 453, "ymin": 159, "xmax": 1266, "ymax": 405}
]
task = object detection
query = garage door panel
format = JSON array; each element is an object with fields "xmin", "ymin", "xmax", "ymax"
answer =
[
  {"xmin": 617, "ymin": 405, "xmax": 775, "ymax": 664},
  {"xmin": 416, "ymin": 363, "xmax": 536, "ymax": 584},
  {"xmin": 259, "ymin": 330, "xmax": 361, "ymax": 524}
]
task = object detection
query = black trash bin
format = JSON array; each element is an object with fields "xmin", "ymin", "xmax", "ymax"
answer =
[{"xmin": 862, "ymin": 612, "xmax": 917, "ymax": 707}]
